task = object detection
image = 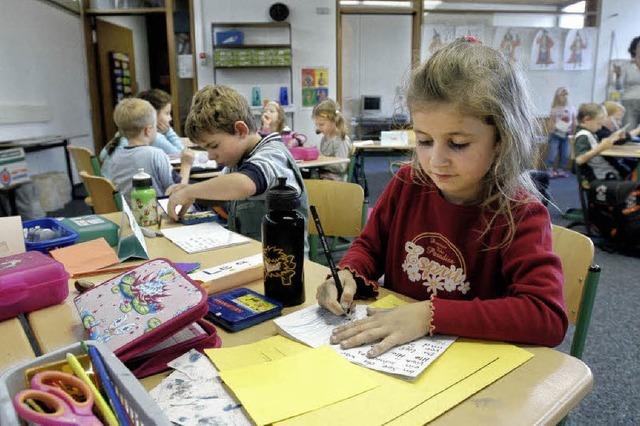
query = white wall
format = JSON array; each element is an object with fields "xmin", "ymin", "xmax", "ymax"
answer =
[
  {"xmin": 0, "ymin": 0, "xmax": 93, "ymax": 179},
  {"xmin": 341, "ymin": 15, "xmax": 413, "ymax": 123},
  {"xmin": 193, "ymin": 0, "xmax": 336, "ymax": 145},
  {"xmin": 98, "ymin": 16, "xmax": 151, "ymax": 91},
  {"xmin": 592, "ymin": 0, "xmax": 640, "ymax": 102}
]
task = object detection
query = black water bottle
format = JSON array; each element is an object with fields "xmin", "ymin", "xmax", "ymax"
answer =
[{"xmin": 262, "ymin": 177, "xmax": 305, "ymax": 306}]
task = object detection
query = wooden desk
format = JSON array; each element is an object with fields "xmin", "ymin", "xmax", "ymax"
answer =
[
  {"xmin": 0, "ymin": 317, "xmax": 35, "ymax": 374},
  {"xmin": 600, "ymin": 143, "xmax": 640, "ymax": 158},
  {"xmin": 297, "ymin": 155, "xmax": 350, "ymax": 169},
  {"xmin": 24, "ymin": 214, "xmax": 592, "ymax": 423}
]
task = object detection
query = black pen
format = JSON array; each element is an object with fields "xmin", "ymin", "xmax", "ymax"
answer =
[{"xmin": 309, "ymin": 205, "xmax": 344, "ymax": 304}]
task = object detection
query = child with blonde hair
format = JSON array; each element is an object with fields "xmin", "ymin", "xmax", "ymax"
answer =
[
  {"xmin": 545, "ymin": 87, "xmax": 576, "ymax": 178},
  {"xmin": 103, "ymin": 98, "xmax": 193, "ymax": 202},
  {"xmin": 166, "ymin": 85, "xmax": 308, "ymax": 248},
  {"xmin": 312, "ymin": 99, "xmax": 352, "ymax": 181},
  {"xmin": 317, "ymin": 38, "xmax": 567, "ymax": 358},
  {"xmin": 260, "ymin": 101, "xmax": 286, "ymax": 134}
]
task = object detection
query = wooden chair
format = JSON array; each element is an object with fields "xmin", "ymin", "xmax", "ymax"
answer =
[
  {"xmin": 79, "ymin": 171, "xmax": 121, "ymax": 214},
  {"xmin": 304, "ymin": 179, "xmax": 365, "ymax": 263},
  {"xmin": 67, "ymin": 145, "xmax": 102, "ymax": 207},
  {"xmin": 551, "ymin": 225, "xmax": 601, "ymax": 359}
]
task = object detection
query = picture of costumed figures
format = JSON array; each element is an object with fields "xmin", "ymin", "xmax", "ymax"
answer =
[
  {"xmin": 421, "ymin": 25, "xmax": 455, "ymax": 61},
  {"xmin": 530, "ymin": 29, "xmax": 561, "ymax": 70},
  {"xmin": 493, "ymin": 28, "xmax": 523, "ymax": 64},
  {"xmin": 563, "ymin": 28, "xmax": 595, "ymax": 71}
]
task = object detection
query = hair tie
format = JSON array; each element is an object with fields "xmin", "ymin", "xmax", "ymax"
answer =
[{"xmin": 463, "ymin": 35, "xmax": 481, "ymax": 44}]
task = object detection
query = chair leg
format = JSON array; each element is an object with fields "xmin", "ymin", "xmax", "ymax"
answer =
[{"xmin": 570, "ymin": 265, "xmax": 601, "ymax": 359}]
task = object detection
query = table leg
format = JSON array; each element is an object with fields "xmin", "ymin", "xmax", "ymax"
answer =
[{"xmin": 62, "ymin": 139, "xmax": 77, "ymax": 200}]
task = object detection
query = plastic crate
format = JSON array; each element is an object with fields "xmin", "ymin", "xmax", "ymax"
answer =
[
  {"xmin": 0, "ymin": 340, "xmax": 171, "ymax": 425},
  {"xmin": 22, "ymin": 217, "xmax": 79, "ymax": 253}
]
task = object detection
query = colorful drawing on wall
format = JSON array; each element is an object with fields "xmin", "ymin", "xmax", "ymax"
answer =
[
  {"xmin": 563, "ymin": 28, "xmax": 595, "ymax": 71},
  {"xmin": 493, "ymin": 28, "xmax": 524, "ymax": 64},
  {"xmin": 109, "ymin": 51, "xmax": 132, "ymax": 107},
  {"xmin": 454, "ymin": 25, "xmax": 486, "ymax": 43},
  {"xmin": 421, "ymin": 25, "xmax": 455, "ymax": 60},
  {"xmin": 301, "ymin": 67, "xmax": 329, "ymax": 108},
  {"xmin": 530, "ymin": 29, "xmax": 561, "ymax": 70}
]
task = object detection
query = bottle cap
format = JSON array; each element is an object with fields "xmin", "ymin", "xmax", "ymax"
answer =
[
  {"xmin": 266, "ymin": 177, "xmax": 300, "ymax": 211},
  {"xmin": 132, "ymin": 168, "xmax": 153, "ymax": 188}
]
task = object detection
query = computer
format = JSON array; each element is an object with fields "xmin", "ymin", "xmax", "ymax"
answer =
[{"xmin": 361, "ymin": 95, "xmax": 381, "ymax": 115}]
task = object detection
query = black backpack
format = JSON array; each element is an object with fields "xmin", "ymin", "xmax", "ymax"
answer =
[{"xmin": 588, "ymin": 181, "xmax": 640, "ymax": 246}]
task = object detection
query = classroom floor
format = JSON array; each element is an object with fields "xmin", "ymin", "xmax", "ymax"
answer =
[{"xmin": 54, "ymin": 157, "xmax": 639, "ymax": 425}]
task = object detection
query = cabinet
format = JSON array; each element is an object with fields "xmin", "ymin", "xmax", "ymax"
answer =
[{"xmin": 211, "ymin": 22, "xmax": 294, "ymax": 128}]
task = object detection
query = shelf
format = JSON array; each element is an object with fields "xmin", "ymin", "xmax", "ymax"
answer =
[
  {"xmin": 212, "ymin": 22, "xmax": 291, "ymax": 28},
  {"xmin": 250, "ymin": 105, "xmax": 295, "ymax": 113},
  {"xmin": 213, "ymin": 44, "xmax": 291, "ymax": 50},
  {"xmin": 215, "ymin": 65, "xmax": 291, "ymax": 69},
  {"xmin": 84, "ymin": 7, "xmax": 166, "ymax": 15}
]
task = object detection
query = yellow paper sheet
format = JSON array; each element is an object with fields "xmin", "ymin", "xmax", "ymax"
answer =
[
  {"xmin": 370, "ymin": 294, "xmax": 409, "ymax": 309},
  {"xmin": 204, "ymin": 335, "xmax": 309, "ymax": 371},
  {"xmin": 277, "ymin": 340, "xmax": 532, "ymax": 426},
  {"xmin": 220, "ymin": 346, "xmax": 379, "ymax": 426}
]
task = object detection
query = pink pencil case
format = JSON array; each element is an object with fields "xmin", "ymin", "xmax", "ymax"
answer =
[
  {"xmin": 0, "ymin": 251, "xmax": 69, "ymax": 321},
  {"xmin": 289, "ymin": 146, "xmax": 320, "ymax": 161},
  {"xmin": 74, "ymin": 258, "xmax": 220, "ymax": 377}
]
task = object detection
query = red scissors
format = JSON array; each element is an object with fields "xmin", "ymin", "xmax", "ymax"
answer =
[{"xmin": 13, "ymin": 370, "xmax": 102, "ymax": 426}]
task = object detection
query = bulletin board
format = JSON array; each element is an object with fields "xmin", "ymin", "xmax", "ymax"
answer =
[{"xmin": 108, "ymin": 51, "xmax": 133, "ymax": 107}]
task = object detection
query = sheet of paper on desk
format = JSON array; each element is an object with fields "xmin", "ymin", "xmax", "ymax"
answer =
[
  {"xmin": 273, "ymin": 303, "xmax": 456, "ymax": 379},
  {"xmin": 219, "ymin": 345, "xmax": 379, "ymax": 426},
  {"xmin": 189, "ymin": 253, "xmax": 262, "ymax": 283},
  {"xmin": 150, "ymin": 349, "xmax": 251, "ymax": 426},
  {"xmin": 205, "ymin": 335, "xmax": 309, "ymax": 371},
  {"xmin": 161, "ymin": 222, "xmax": 251, "ymax": 254},
  {"xmin": 0, "ymin": 216, "xmax": 25, "ymax": 256}
]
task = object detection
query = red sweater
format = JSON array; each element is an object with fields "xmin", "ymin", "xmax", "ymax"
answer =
[{"xmin": 340, "ymin": 166, "xmax": 568, "ymax": 347}]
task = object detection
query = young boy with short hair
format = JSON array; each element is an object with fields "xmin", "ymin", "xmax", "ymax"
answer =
[
  {"xmin": 166, "ymin": 85, "xmax": 308, "ymax": 246},
  {"xmin": 105, "ymin": 98, "xmax": 193, "ymax": 202}
]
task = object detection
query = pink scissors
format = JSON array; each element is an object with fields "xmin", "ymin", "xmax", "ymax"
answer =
[{"xmin": 13, "ymin": 370, "xmax": 102, "ymax": 426}]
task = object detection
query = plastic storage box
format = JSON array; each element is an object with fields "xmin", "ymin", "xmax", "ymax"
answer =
[
  {"xmin": 22, "ymin": 217, "xmax": 79, "ymax": 253},
  {"xmin": 60, "ymin": 215, "xmax": 119, "ymax": 246},
  {"xmin": 215, "ymin": 29, "xmax": 244, "ymax": 46},
  {"xmin": 289, "ymin": 146, "xmax": 320, "ymax": 161},
  {"xmin": 0, "ymin": 340, "xmax": 171, "ymax": 425},
  {"xmin": 0, "ymin": 251, "xmax": 69, "ymax": 321}
]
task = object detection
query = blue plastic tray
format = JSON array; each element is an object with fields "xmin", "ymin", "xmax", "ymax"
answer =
[{"xmin": 22, "ymin": 217, "xmax": 79, "ymax": 253}]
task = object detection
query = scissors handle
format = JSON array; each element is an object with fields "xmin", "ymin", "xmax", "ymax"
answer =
[{"xmin": 13, "ymin": 389, "xmax": 102, "ymax": 426}]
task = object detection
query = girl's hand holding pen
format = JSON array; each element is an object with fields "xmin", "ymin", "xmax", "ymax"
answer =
[
  {"xmin": 317, "ymin": 269, "xmax": 357, "ymax": 315},
  {"xmin": 330, "ymin": 301, "xmax": 433, "ymax": 358},
  {"xmin": 166, "ymin": 183, "xmax": 195, "ymax": 221}
]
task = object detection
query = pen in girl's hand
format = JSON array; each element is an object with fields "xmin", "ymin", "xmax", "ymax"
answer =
[{"xmin": 309, "ymin": 206, "xmax": 348, "ymax": 313}]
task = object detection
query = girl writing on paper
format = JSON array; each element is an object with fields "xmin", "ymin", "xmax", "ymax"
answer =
[{"xmin": 317, "ymin": 38, "xmax": 567, "ymax": 358}]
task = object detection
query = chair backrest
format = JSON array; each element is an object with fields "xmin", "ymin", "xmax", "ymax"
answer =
[
  {"xmin": 551, "ymin": 224, "xmax": 601, "ymax": 358},
  {"xmin": 304, "ymin": 179, "xmax": 364, "ymax": 238},
  {"xmin": 67, "ymin": 145, "xmax": 101, "ymax": 176},
  {"xmin": 79, "ymin": 171, "xmax": 119, "ymax": 214}
]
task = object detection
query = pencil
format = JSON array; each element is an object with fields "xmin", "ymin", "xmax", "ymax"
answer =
[
  {"xmin": 66, "ymin": 352, "xmax": 119, "ymax": 426},
  {"xmin": 309, "ymin": 205, "xmax": 343, "ymax": 301}
]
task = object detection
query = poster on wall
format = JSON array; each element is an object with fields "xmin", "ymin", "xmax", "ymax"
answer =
[
  {"xmin": 454, "ymin": 25, "xmax": 486, "ymax": 43},
  {"xmin": 301, "ymin": 67, "xmax": 329, "ymax": 108},
  {"xmin": 529, "ymin": 29, "xmax": 561, "ymax": 70},
  {"xmin": 108, "ymin": 51, "xmax": 132, "ymax": 106},
  {"xmin": 493, "ymin": 28, "xmax": 526, "ymax": 64},
  {"xmin": 422, "ymin": 25, "xmax": 456, "ymax": 60},
  {"xmin": 563, "ymin": 28, "xmax": 596, "ymax": 71}
]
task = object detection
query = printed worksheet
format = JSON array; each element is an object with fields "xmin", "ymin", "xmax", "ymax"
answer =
[
  {"xmin": 274, "ymin": 304, "xmax": 456, "ymax": 379},
  {"xmin": 161, "ymin": 222, "xmax": 250, "ymax": 254}
]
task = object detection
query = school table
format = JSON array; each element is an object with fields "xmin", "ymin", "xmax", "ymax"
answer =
[
  {"xmin": 0, "ymin": 317, "xmax": 35, "ymax": 374},
  {"xmin": 601, "ymin": 143, "xmax": 640, "ymax": 180},
  {"xmin": 352, "ymin": 141, "xmax": 415, "ymax": 197},
  {"xmin": 22, "ymin": 213, "xmax": 592, "ymax": 424}
]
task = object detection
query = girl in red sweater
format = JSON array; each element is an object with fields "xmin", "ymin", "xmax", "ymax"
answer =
[{"xmin": 317, "ymin": 38, "xmax": 568, "ymax": 358}]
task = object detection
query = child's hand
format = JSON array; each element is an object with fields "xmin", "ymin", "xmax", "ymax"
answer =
[
  {"xmin": 602, "ymin": 128, "xmax": 626, "ymax": 150},
  {"xmin": 316, "ymin": 269, "xmax": 357, "ymax": 315},
  {"xmin": 166, "ymin": 184, "xmax": 194, "ymax": 221},
  {"xmin": 158, "ymin": 121, "xmax": 170, "ymax": 134},
  {"xmin": 181, "ymin": 148, "xmax": 195, "ymax": 166},
  {"xmin": 261, "ymin": 113, "xmax": 272, "ymax": 129},
  {"xmin": 330, "ymin": 301, "xmax": 433, "ymax": 358}
]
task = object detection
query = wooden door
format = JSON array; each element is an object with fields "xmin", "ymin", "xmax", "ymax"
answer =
[{"xmin": 96, "ymin": 19, "xmax": 137, "ymax": 145}]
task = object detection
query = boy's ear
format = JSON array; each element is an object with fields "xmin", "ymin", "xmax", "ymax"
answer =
[{"xmin": 233, "ymin": 121, "xmax": 250, "ymax": 137}]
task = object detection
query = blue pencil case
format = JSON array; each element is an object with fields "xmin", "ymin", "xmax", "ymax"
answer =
[{"xmin": 206, "ymin": 288, "xmax": 282, "ymax": 332}]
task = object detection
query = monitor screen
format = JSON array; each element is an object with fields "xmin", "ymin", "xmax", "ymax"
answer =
[{"xmin": 362, "ymin": 95, "xmax": 381, "ymax": 112}]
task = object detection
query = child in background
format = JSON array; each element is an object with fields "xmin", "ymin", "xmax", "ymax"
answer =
[
  {"xmin": 166, "ymin": 85, "xmax": 309, "ymax": 248},
  {"xmin": 317, "ymin": 38, "xmax": 568, "ymax": 358},
  {"xmin": 597, "ymin": 101, "xmax": 640, "ymax": 141},
  {"xmin": 260, "ymin": 101, "xmax": 286, "ymax": 135},
  {"xmin": 100, "ymin": 89, "xmax": 185, "ymax": 168},
  {"xmin": 312, "ymin": 99, "xmax": 352, "ymax": 181},
  {"xmin": 546, "ymin": 87, "xmax": 576, "ymax": 178},
  {"xmin": 103, "ymin": 98, "xmax": 193, "ymax": 202}
]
